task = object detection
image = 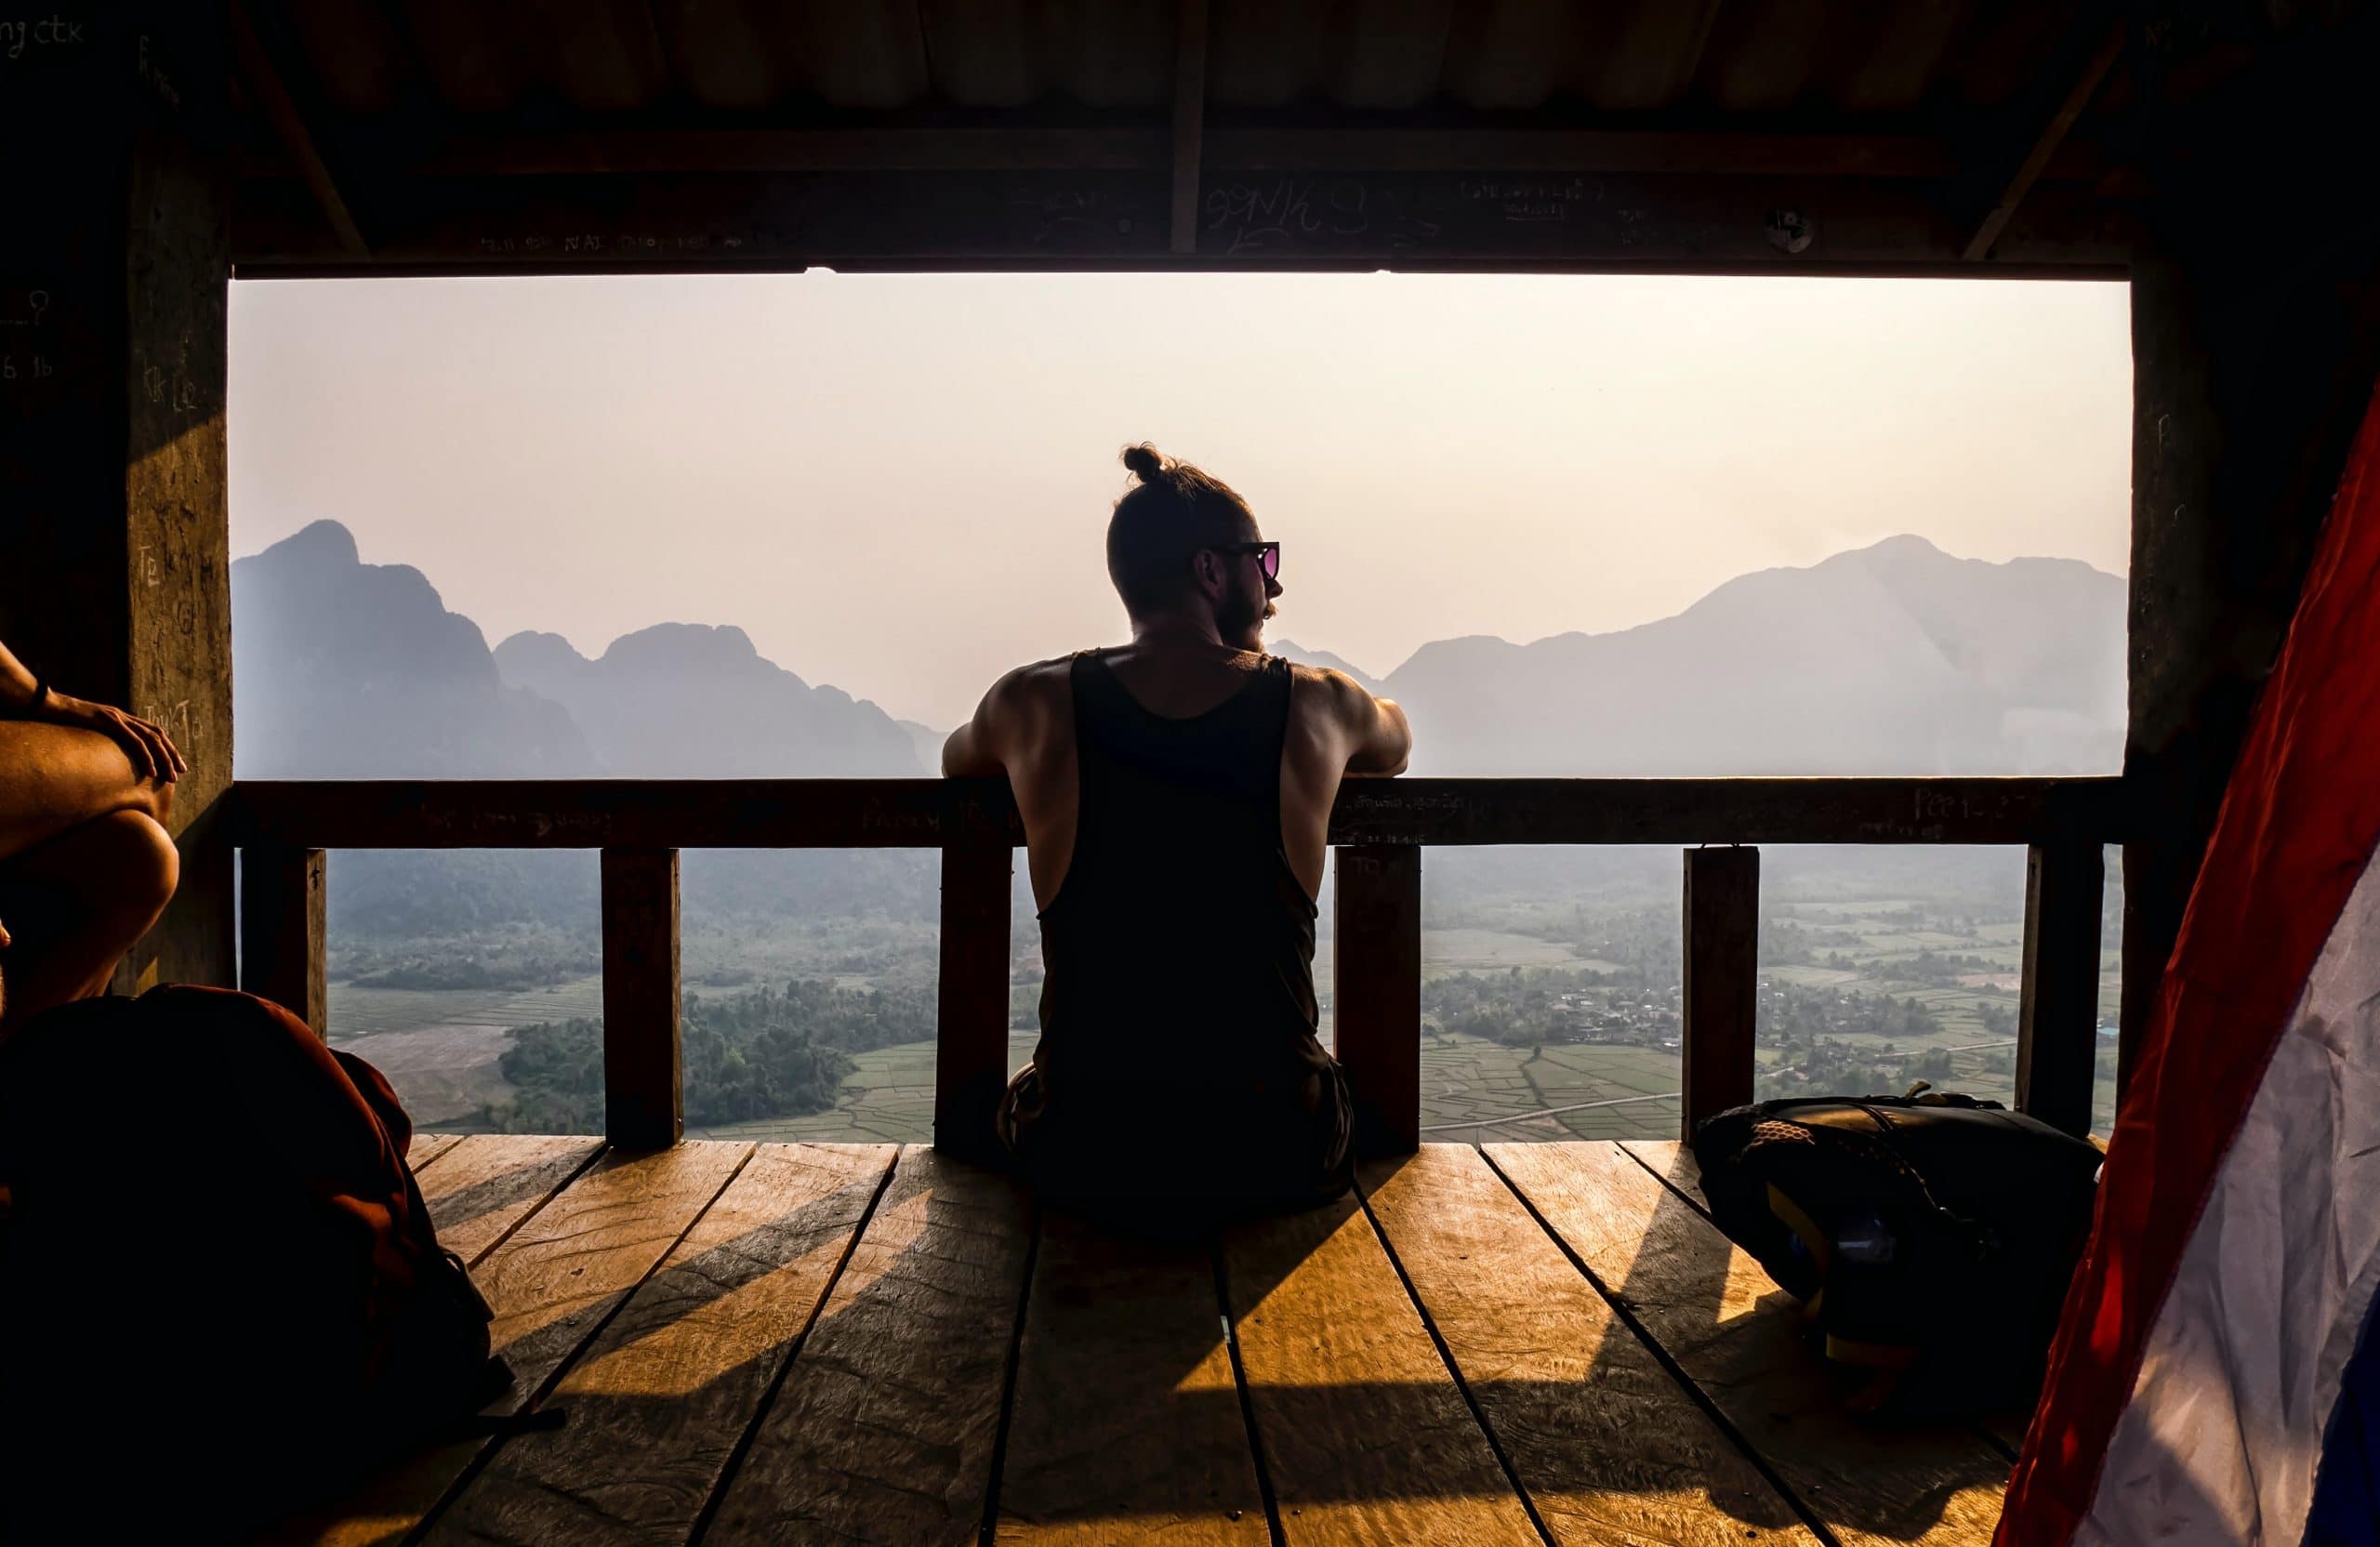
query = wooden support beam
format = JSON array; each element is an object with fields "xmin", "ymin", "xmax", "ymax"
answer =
[
  {"xmin": 227, "ymin": 0, "xmax": 366, "ymax": 257},
  {"xmin": 1335, "ymin": 844, "xmax": 1421, "ymax": 1157},
  {"xmin": 934, "ymin": 842, "xmax": 1013, "ymax": 1158},
  {"xmin": 1964, "ymin": 19, "xmax": 2123, "ymax": 261},
  {"xmin": 230, "ymin": 774, "xmax": 2133, "ymax": 853},
  {"xmin": 1682, "ymin": 847, "xmax": 1758, "ymax": 1137},
  {"xmin": 239, "ymin": 845, "xmax": 325, "ymax": 1036},
  {"xmin": 601, "ymin": 848, "xmax": 681, "ymax": 1149},
  {"xmin": 390, "ymin": 126, "xmax": 1989, "ymax": 181},
  {"xmin": 1170, "ymin": 0, "xmax": 1210, "ymax": 256},
  {"xmin": 2, "ymin": 7, "xmax": 235, "ymax": 996},
  {"xmin": 2016, "ymin": 841, "xmax": 2105, "ymax": 1137}
]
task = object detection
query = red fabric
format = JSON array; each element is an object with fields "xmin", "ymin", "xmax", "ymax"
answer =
[{"xmin": 1997, "ymin": 379, "xmax": 2380, "ymax": 1544}]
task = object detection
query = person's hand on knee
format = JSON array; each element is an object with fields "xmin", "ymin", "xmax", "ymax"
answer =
[{"xmin": 24, "ymin": 685, "xmax": 186, "ymax": 784}]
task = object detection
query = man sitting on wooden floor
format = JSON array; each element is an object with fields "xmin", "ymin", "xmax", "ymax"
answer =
[
  {"xmin": 0, "ymin": 637, "xmax": 183, "ymax": 1034},
  {"xmin": 943, "ymin": 443, "xmax": 1411, "ymax": 1216}
]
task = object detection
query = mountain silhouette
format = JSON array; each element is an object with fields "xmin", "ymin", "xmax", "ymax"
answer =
[
  {"xmin": 494, "ymin": 623, "xmax": 923, "ymax": 777},
  {"xmin": 1371, "ymin": 536, "xmax": 2122, "ymax": 776},
  {"xmin": 231, "ymin": 521, "xmax": 594, "ymax": 777}
]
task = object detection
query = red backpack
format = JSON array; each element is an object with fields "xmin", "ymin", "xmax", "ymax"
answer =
[{"xmin": 0, "ymin": 986, "xmax": 506, "ymax": 1540}]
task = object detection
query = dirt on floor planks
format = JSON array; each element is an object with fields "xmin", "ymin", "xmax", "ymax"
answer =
[
  {"xmin": 255, "ymin": 1140, "xmax": 752, "ymax": 1547},
  {"xmin": 1488, "ymin": 1142, "xmax": 2012, "ymax": 1547},
  {"xmin": 405, "ymin": 1131, "xmax": 465, "ymax": 1173},
  {"xmin": 414, "ymin": 1133, "xmax": 608, "ymax": 1263},
  {"xmin": 701, "ymin": 1145, "xmax": 1035, "ymax": 1547},
  {"xmin": 995, "ymin": 1211, "xmax": 1269, "ymax": 1546},
  {"xmin": 1360, "ymin": 1146, "xmax": 1817, "ymax": 1547},
  {"xmin": 1617, "ymin": 1139, "xmax": 1711, "ymax": 1213},
  {"xmin": 1223, "ymin": 1191, "xmax": 1540, "ymax": 1546},
  {"xmin": 423, "ymin": 1144, "xmax": 898, "ymax": 1545}
]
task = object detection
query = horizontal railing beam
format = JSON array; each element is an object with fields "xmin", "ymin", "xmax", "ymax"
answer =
[{"xmin": 229, "ymin": 775, "xmax": 2132, "ymax": 851}]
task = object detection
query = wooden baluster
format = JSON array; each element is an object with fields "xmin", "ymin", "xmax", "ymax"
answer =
[
  {"xmin": 1682, "ymin": 845, "xmax": 1759, "ymax": 1138},
  {"xmin": 602, "ymin": 847, "xmax": 682, "ymax": 1149},
  {"xmin": 2016, "ymin": 840, "xmax": 2105, "ymax": 1137},
  {"xmin": 1335, "ymin": 844, "xmax": 1422, "ymax": 1157},
  {"xmin": 935, "ymin": 841, "xmax": 1014, "ymax": 1158},
  {"xmin": 240, "ymin": 845, "xmax": 326, "ymax": 1037}
]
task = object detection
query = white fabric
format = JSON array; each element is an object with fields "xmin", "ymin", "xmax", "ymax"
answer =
[{"xmin": 2080, "ymin": 849, "xmax": 2380, "ymax": 1547}]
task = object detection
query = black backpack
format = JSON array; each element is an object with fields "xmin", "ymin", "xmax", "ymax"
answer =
[
  {"xmin": 1690, "ymin": 1087, "xmax": 2102, "ymax": 1403},
  {"xmin": 0, "ymin": 986, "xmax": 515, "ymax": 1540}
]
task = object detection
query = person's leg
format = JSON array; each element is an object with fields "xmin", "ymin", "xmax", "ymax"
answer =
[
  {"xmin": 0, "ymin": 722, "xmax": 178, "ymax": 1032},
  {"xmin": 0, "ymin": 720, "xmax": 169, "ymax": 860},
  {"xmin": 0, "ymin": 809, "xmax": 178, "ymax": 1031}
]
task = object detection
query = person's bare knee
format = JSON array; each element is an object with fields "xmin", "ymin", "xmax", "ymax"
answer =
[{"xmin": 98, "ymin": 810, "xmax": 179, "ymax": 924}]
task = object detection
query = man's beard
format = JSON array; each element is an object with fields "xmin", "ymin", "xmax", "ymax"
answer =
[{"xmin": 1217, "ymin": 583, "xmax": 1271, "ymax": 641}]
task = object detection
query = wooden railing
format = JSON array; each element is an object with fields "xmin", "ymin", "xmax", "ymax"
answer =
[{"xmin": 229, "ymin": 776, "xmax": 2129, "ymax": 1155}]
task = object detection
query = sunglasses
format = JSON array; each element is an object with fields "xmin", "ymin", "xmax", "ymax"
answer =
[{"xmin": 1217, "ymin": 541, "xmax": 1281, "ymax": 580}]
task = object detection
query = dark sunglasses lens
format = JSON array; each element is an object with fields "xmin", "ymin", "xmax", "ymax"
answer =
[{"xmin": 1262, "ymin": 545, "xmax": 1280, "ymax": 580}]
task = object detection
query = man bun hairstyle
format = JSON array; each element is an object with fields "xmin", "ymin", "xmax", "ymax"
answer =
[{"xmin": 1107, "ymin": 442, "xmax": 1256, "ymax": 616}]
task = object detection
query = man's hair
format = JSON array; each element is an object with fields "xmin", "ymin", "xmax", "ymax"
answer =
[{"xmin": 1105, "ymin": 443, "xmax": 1255, "ymax": 616}]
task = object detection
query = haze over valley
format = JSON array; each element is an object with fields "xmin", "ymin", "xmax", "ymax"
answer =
[{"xmin": 233, "ymin": 519, "xmax": 2127, "ymax": 1142}]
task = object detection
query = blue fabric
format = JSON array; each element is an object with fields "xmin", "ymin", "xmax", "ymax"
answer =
[{"xmin": 2304, "ymin": 1290, "xmax": 2380, "ymax": 1545}]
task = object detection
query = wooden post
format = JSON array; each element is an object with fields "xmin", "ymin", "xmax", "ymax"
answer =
[
  {"xmin": 1, "ymin": 7, "xmax": 234, "ymax": 993},
  {"xmin": 1335, "ymin": 844, "xmax": 1421, "ymax": 1157},
  {"xmin": 2016, "ymin": 841, "xmax": 2105, "ymax": 1137},
  {"xmin": 602, "ymin": 847, "xmax": 681, "ymax": 1149},
  {"xmin": 240, "ymin": 845, "xmax": 325, "ymax": 1035},
  {"xmin": 1682, "ymin": 846, "xmax": 1759, "ymax": 1138},
  {"xmin": 934, "ymin": 842, "xmax": 1013, "ymax": 1158}
]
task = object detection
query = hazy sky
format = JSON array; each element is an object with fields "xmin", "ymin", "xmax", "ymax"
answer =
[{"xmin": 231, "ymin": 272, "xmax": 2130, "ymax": 729}]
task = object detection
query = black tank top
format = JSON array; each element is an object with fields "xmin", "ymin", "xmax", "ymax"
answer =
[{"xmin": 1031, "ymin": 649, "xmax": 1334, "ymax": 1103}]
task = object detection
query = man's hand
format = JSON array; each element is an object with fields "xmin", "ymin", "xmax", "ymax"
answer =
[{"xmin": 35, "ymin": 691, "xmax": 186, "ymax": 783}]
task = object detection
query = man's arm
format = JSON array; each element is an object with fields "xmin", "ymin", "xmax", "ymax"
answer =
[
  {"xmin": 942, "ymin": 668, "xmax": 1023, "ymax": 777},
  {"xmin": 1329, "ymin": 670, "xmax": 1412, "ymax": 776}
]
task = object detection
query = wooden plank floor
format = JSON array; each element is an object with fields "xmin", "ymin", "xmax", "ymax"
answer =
[{"xmin": 250, "ymin": 1137, "xmax": 2015, "ymax": 1547}]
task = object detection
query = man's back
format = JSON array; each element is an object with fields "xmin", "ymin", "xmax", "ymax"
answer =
[
  {"xmin": 939, "ymin": 443, "xmax": 1409, "ymax": 1208},
  {"xmin": 970, "ymin": 641, "xmax": 1405, "ymax": 911}
]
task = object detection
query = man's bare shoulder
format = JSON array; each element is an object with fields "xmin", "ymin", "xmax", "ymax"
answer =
[
  {"xmin": 984, "ymin": 654, "xmax": 1079, "ymax": 719},
  {"xmin": 1283, "ymin": 660, "xmax": 1376, "ymax": 720}
]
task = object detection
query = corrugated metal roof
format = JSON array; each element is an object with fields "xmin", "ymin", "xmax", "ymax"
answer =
[
  {"xmin": 268, "ymin": 0, "xmax": 2102, "ymax": 121},
  {"xmin": 224, "ymin": 0, "xmax": 2374, "ymax": 274}
]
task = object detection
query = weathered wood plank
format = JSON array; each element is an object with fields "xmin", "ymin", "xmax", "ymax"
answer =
[
  {"xmin": 258, "ymin": 1142, "xmax": 752, "ymax": 1546},
  {"xmin": 1682, "ymin": 846, "xmax": 1759, "ymax": 1136},
  {"xmin": 602, "ymin": 846, "xmax": 683, "ymax": 1149},
  {"xmin": 241, "ymin": 845, "xmax": 327, "ymax": 1035},
  {"xmin": 1361, "ymin": 1146, "xmax": 1814, "ymax": 1546},
  {"xmin": 231, "ymin": 776, "xmax": 2132, "ymax": 852},
  {"xmin": 1335, "ymin": 844, "xmax": 1422, "ymax": 1155},
  {"xmin": 415, "ymin": 1134, "xmax": 608, "ymax": 1266},
  {"xmin": 2016, "ymin": 840, "xmax": 2105, "ymax": 1137},
  {"xmin": 1618, "ymin": 1139, "xmax": 1712, "ymax": 1214},
  {"xmin": 996, "ymin": 1212, "xmax": 1267, "ymax": 1545},
  {"xmin": 1488, "ymin": 1143, "xmax": 2009, "ymax": 1547},
  {"xmin": 936, "ymin": 843, "xmax": 1014, "ymax": 1159},
  {"xmin": 424, "ymin": 1144, "xmax": 897, "ymax": 1546},
  {"xmin": 703, "ymin": 1146, "xmax": 1035, "ymax": 1547},
  {"xmin": 1223, "ymin": 1193, "xmax": 1538, "ymax": 1544},
  {"xmin": 405, "ymin": 1131, "xmax": 465, "ymax": 1174}
]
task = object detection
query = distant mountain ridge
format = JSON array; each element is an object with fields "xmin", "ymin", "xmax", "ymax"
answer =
[
  {"xmin": 233, "ymin": 523, "xmax": 2123, "ymax": 786},
  {"xmin": 1369, "ymin": 536, "xmax": 2123, "ymax": 775},
  {"xmin": 495, "ymin": 623, "xmax": 923, "ymax": 777},
  {"xmin": 233, "ymin": 522, "xmax": 921, "ymax": 779},
  {"xmin": 232, "ymin": 520, "xmax": 596, "ymax": 777}
]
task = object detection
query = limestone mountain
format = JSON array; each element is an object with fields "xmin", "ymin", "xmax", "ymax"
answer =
[
  {"xmin": 1373, "ymin": 536, "xmax": 2123, "ymax": 776},
  {"xmin": 493, "ymin": 624, "xmax": 924, "ymax": 778},
  {"xmin": 231, "ymin": 520, "xmax": 593, "ymax": 778}
]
